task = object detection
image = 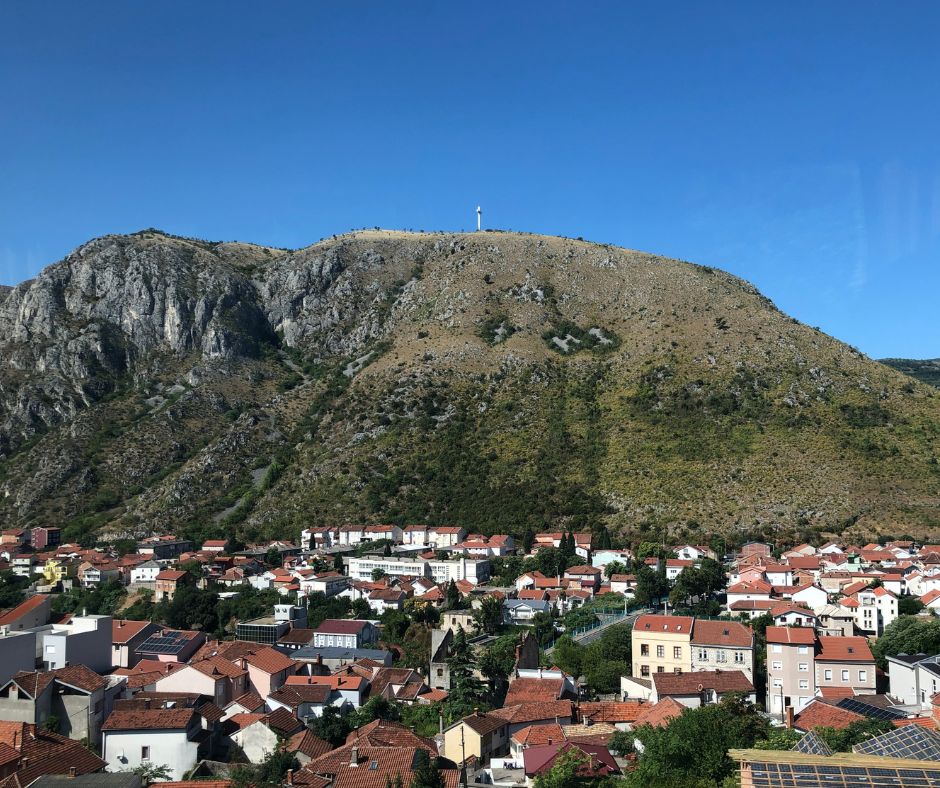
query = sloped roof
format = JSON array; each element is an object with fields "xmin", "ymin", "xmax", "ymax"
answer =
[
  {"xmin": 652, "ymin": 669, "xmax": 753, "ymax": 696},
  {"xmin": 632, "ymin": 697, "xmax": 685, "ymax": 728},
  {"xmin": 101, "ymin": 708, "xmax": 194, "ymax": 731},
  {"xmin": 794, "ymin": 700, "xmax": 865, "ymax": 731},
  {"xmin": 691, "ymin": 620, "xmax": 753, "ymax": 647},
  {"xmin": 243, "ymin": 646, "xmax": 297, "ymax": 674},
  {"xmin": 817, "ymin": 636, "xmax": 874, "ymax": 662}
]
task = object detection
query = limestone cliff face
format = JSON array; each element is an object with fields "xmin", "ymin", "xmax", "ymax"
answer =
[{"xmin": 0, "ymin": 228, "xmax": 936, "ymax": 542}]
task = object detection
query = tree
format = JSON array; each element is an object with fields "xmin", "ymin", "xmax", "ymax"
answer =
[
  {"xmin": 156, "ymin": 584, "xmax": 219, "ymax": 633},
  {"xmin": 472, "ymin": 595, "xmax": 504, "ymax": 635},
  {"xmin": 871, "ymin": 616, "xmax": 940, "ymax": 668},
  {"xmin": 446, "ymin": 626, "xmax": 488, "ymax": 720},
  {"xmin": 380, "ymin": 608, "xmax": 411, "ymax": 642},
  {"xmin": 522, "ymin": 528, "xmax": 535, "ymax": 553},
  {"xmin": 383, "ymin": 542, "xmax": 393, "ymax": 557},
  {"xmin": 628, "ymin": 695, "xmax": 769, "ymax": 787},
  {"xmin": 265, "ymin": 546, "xmax": 282, "ymax": 568},
  {"xmin": 354, "ymin": 695, "xmax": 402, "ymax": 727},
  {"xmin": 478, "ymin": 633, "xmax": 519, "ymax": 704},
  {"xmin": 372, "ymin": 568, "xmax": 387, "ymax": 581},
  {"xmin": 333, "ymin": 553, "xmax": 346, "ymax": 572},
  {"xmin": 445, "ymin": 580, "xmax": 462, "ymax": 610},
  {"xmin": 608, "ymin": 730, "xmax": 635, "ymax": 756},
  {"xmin": 633, "ymin": 563, "xmax": 669, "ymax": 607},
  {"xmin": 534, "ymin": 747, "xmax": 592, "ymax": 788},
  {"xmin": 351, "ymin": 598, "xmax": 372, "ymax": 619},
  {"xmin": 551, "ymin": 636, "xmax": 584, "ymax": 678},
  {"xmin": 898, "ymin": 596, "xmax": 925, "ymax": 616},
  {"xmin": 410, "ymin": 749, "xmax": 445, "ymax": 788},
  {"xmin": 0, "ymin": 570, "xmax": 28, "ymax": 609},
  {"xmin": 815, "ymin": 718, "xmax": 895, "ymax": 752},
  {"xmin": 604, "ymin": 561, "xmax": 627, "ymax": 579},
  {"xmin": 308, "ymin": 705, "xmax": 352, "ymax": 746},
  {"xmin": 531, "ymin": 610, "xmax": 556, "ymax": 647},
  {"xmin": 753, "ymin": 727, "xmax": 803, "ymax": 750},
  {"xmin": 128, "ymin": 763, "xmax": 173, "ymax": 782}
]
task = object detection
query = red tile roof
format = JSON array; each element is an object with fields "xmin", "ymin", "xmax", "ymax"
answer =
[
  {"xmin": 314, "ymin": 619, "xmax": 370, "ymax": 634},
  {"xmin": 155, "ymin": 569, "xmax": 187, "ymax": 581},
  {"xmin": 578, "ymin": 702, "xmax": 647, "ymax": 723},
  {"xmin": 766, "ymin": 626, "xmax": 817, "ymax": 645},
  {"xmin": 243, "ymin": 646, "xmax": 297, "ymax": 675},
  {"xmin": 691, "ymin": 620, "xmax": 753, "ymax": 647},
  {"xmin": 111, "ymin": 619, "xmax": 154, "ymax": 644},
  {"xmin": 511, "ymin": 723, "xmax": 566, "ymax": 746},
  {"xmin": 632, "ymin": 697, "xmax": 685, "ymax": 728},
  {"xmin": 504, "ymin": 678, "xmax": 568, "ymax": 705},
  {"xmin": 816, "ymin": 636, "xmax": 874, "ymax": 662},
  {"xmin": 492, "ymin": 701, "xmax": 574, "ymax": 725},
  {"xmin": 102, "ymin": 708, "xmax": 195, "ymax": 731},
  {"xmin": 634, "ymin": 614, "xmax": 694, "ymax": 634},
  {"xmin": 794, "ymin": 699, "xmax": 865, "ymax": 731},
  {"xmin": 652, "ymin": 669, "xmax": 753, "ymax": 696},
  {"xmin": 0, "ymin": 595, "xmax": 48, "ymax": 626}
]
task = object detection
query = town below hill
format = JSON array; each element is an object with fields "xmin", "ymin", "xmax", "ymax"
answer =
[{"xmin": 0, "ymin": 525, "xmax": 937, "ymax": 787}]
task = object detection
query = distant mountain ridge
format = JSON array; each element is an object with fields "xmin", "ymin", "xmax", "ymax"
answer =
[
  {"xmin": 880, "ymin": 358, "xmax": 940, "ymax": 388},
  {"xmin": 0, "ymin": 228, "xmax": 937, "ymax": 545}
]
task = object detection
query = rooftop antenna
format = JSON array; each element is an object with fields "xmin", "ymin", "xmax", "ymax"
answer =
[{"xmin": 476, "ymin": 205, "xmax": 482, "ymax": 232}]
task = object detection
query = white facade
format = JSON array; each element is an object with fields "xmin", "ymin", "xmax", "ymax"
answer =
[
  {"xmin": 346, "ymin": 556, "xmax": 489, "ymax": 585},
  {"xmin": 103, "ymin": 726, "xmax": 199, "ymax": 780},
  {"xmin": 130, "ymin": 562, "xmax": 161, "ymax": 584},
  {"xmin": 791, "ymin": 584, "xmax": 829, "ymax": 612},
  {"xmin": 36, "ymin": 615, "xmax": 112, "ymax": 672}
]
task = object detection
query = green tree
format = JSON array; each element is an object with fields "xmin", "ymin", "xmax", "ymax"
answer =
[
  {"xmin": 354, "ymin": 695, "xmax": 402, "ymax": 727},
  {"xmin": 522, "ymin": 528, "xmax": 535, "ymax": 553},
  {"xmin": 372, "ymin": 568, "xmax": 387, "ymax": 581},
  {"xmin": 551, "ymin": 636, "xmax": 584, "ymax": 678},
  {"xmin": 380, "ymin": 608, "xmax": 411, "ymax": 642},
  {"xmin": 155, "ymin": 584, "xmax": 219, "ymax": 633},
  {"xmin": 898, "ymin": 596, "xmax": 925, "ymax": 616},
  {"xmin": 445, "ymin": 580, "xmax": 462, "ymax": 610},
  {"xmin": 265, "ymin": 546, "xmax": 282, "ymax": 567},
  {"xmin": 608, "ymin": 730, "xmax": 635, "ymax": 756},
  {"xmin": 628, "ymin": 696, "xmax": 769, "ymax": 787},
  {"xmin": 815, "ymin": 719, "xmax": 895, "ymax": 752},
  {"xmin": 308, "ymin": 705, "xmax": 352, "ymax": 746},
  {"xmin": 351, "ymin": 598, "xmax": 372, "ymax": 619},
  {"xmin": 478, "ymin": 632, "xmax": 520, "ymax": 704},
  {"xmin": 604, "ymin": 561, "xmax": 627, "ymax": 579},
  {"xmin": 531, "ymin": 610, "xmax": 556, "ymax": 646},
  {"xmin": 410, "ymin": 749, "xmax": 445, "ymax": 788},
  {"xmin": 753, "ymin": 727, "xmax": 803, "ymax": 750},
  {"xmin": 333, "ymin": 553, "xmax": 346, "ymax": 572},
  {"xmin": 871, "ymin": 616, "xmax": 940, "ymax": 668},
  {"xmin": 0, "ymin": 571, "xmax": 28, "ymax": 609},
  {"xmin": 128, "ymin": 763, "xmax": 173, "ymax": 782},
  {"xmin": 534, "ymin": 747, "xmax": 592, "ymax": 788},
  {"xmin": 446, "ymin": 626, "xmax": 488, "ymax": 720},
  {"xmin": 472, "ymin": 595, "xmax": 505, "ymax": 635},
  {"xmin": 383, "ymin": 542, "xmax": 393, "ymax": 557}
]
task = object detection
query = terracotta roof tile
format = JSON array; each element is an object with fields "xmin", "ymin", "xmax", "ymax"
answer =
[
  {"xmin": 817, "ymin": 636, "xmax": 874, "ymax": 663},
  {"xmin": 633, "ymin": 614, "xmax": 694, "ymax": 634},
  {"xmin": 652, "ymin": 669, "xmax": 753, "ymax": 696},
  {"xmin": 794, "ymin": 699, "xmax": 866, "ymax": 731},
  {"xmin": 243, "ymin": 646, "xmax": 297, "ymax": 674},
  {"xmin": 632, "ymin": 697, "xmax": 685, "ymax": 728},
  {"xmin": 691, "ymin": 620, "xmax": 754, "ymax": 648},
  {"xmin": 102, "ymin": 708, "xmax": 195, "ymax": 731}
]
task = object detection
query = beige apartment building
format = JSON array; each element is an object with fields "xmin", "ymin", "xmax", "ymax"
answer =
[
  {"xmin": 815, "ymin": 636, "xmax": 876, "ymax": 694},
  {"xmin": 632, "ymin": 614, "xmax": 694, "ymax": 677},
  {"xmin": 766, "ymin": 626, "xmax": 816, "ymax": 718}
]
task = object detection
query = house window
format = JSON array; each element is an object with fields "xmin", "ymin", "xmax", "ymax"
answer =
[
  {"xmin": 858, "ymin": 670, "xmax": 867, "ymax": 683},
  {"xmin": 824, "ymin": 670, "xmax": 832, "ymax": 681},
  {"xmin": 141, "ymin": 746, "xmax": 150, "ymax": 760},
  {"xmin": 798, "ymin": 646, "xmax": 808, "ymax": 654},
  {"xmin": 798, "ymin": 663, "xmax": 808, "ymax": 672},
  {"xmin": 799, "ymin": 680, "xmax": 809, "ymax": 690},
  {"xmin": 436, "ymin": 669, "xmax": 443, "ymax": 677},
  {"xmin": 640, "ymin": 665, "xmax": 650, "ymax": 677},
  {"xmin": 673, "ymin": 647, "xmax": 682, "ymax": 659},
  {"xmin": 772, "ymin": 679, "xmax": 782, "ymax": 688},
  {"xmin": 734, "ymin": 651, "xmax": 745, "ymax": 664},
  {"xmin": 657, "ymin": 666, "xmax": 665, "ymax": 673},
  {"xmin": 771, "ymin": 645, "xmax": 782, "ymax": 653},
  {"xmin": 640, "ymin": 644, "xmax": 649, "ymax": 656},
  {"xmin": 656, "ymin": 645, "xmax": 665, "ymax": 658},
  {"xmin": 716, "ymin": 650, "xmax": 726, "ymax": 663},
  {"xmin": 772, "ymin": 661, "xmax": 782, "ymax": 671},
  {"xmin": 841, "ymin": 670, "xmax": 849, "ymax": 682},
  {"xmin": 698, "ymin": 648, "xmax": 708, "ymax": 661}
]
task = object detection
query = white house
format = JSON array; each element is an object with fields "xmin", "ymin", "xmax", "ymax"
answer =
[
  {"xmin": 428, "ymin": 526, "xmax": 467, "ymax": 548},
  {"xmin": 887, "ymin": 653, "xmax": 940, "ymax": 708},
  {"xmin": 503, "ymin": 599, "xmax": 550, "ymax": 624},
  {"xmin": 129, "ymin": 561, "xmax": 162, "ymax": 585},
  {"xmin": 791, "ymin": 584, "xmax": 829, "ymax": 613},
  {"xmin": 312, "ymin": 620, "xmax": 377, "ymax": 649},
  {"xmin": 101, "ymin": 708, "xmax": 201, "ymax": 780},
  {"xmin": 338, "ymin": 525, "xmax": 367, "ymax": 546},
  {"xmin": 402, "ymin": 525, "xmax": 429, "ymax": 546}
]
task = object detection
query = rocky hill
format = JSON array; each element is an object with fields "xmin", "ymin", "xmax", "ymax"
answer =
[
  {"xmin": 0, "ymin": 229, "xmax": 938, "ymax": 547},
  {"xmin": 880, "ymin": 358, "xmax": 940, "ymax": 388}
]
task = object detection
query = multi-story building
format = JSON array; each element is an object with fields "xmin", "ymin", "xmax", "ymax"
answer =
[
  {"xmin": 765, "ymin": 626, "xmax": 816, "ymax": 718},
  {"xmin": 690, "ymin": 620, "xmax": 755, "ymax": 682},
  {"xmin": 30, "ymin": 527, "xmax": 61, "ymax": 551},
  {"xmin": 312, "ymin": 620, "xmax": 378, "ymax": 649},
  {"xmin": 345, "ymin": 555, "xmax": 489, "ymax": 585},
  {"xmin": 851, "ymin": 586, "xmax": 898, "ymax": 636},
  {"xmin": 631, "ymin": 615, "xmax": 694, "ymax": 678},
  {"xmin": 815, "ymin": 636, "xmax": 876, "ymax": 695}
]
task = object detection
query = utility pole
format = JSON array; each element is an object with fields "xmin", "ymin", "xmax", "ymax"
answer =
[{"xmin": 476, "ymin": 205, "xmax": 482, "ymax": 231}]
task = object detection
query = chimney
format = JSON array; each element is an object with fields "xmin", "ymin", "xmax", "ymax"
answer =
[
  {"xmin": 785, "ymin": 706, "xmax": 795, "ymax": 729},
  {"xmin": 68, "ymin": 767, "xmax": 76, "ymax": 779},
  {"xmin": 19, "ymin": 758, "xmax": 27, "ymax": 770},
  {"xmin": 438, "ymin": 710, "xmax": 444, "ymax": 735},
  {"xmin": 350, "ymin": 746, "xmax": 359, "ymax": 767},
  {"xmin": 286, "ymin": 770, "xmax": 293, "ymax": 785}
]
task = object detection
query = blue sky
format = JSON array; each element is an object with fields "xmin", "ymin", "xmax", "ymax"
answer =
[{"xmin": 1, "ymin": 2, "xmax": 938, "ymax": 358}]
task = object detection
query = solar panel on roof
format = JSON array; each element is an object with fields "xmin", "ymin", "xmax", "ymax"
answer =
[
  {"xmin": 836, "ymin": 697, "xmax": 907, "ymax": 721},
  {"xmin": 792, "ymin": 730, "xmax": 833, "ymax": 756},
  {"xmin": 853, "ymin": 724, "xmax": 940, "ymax": 761}
]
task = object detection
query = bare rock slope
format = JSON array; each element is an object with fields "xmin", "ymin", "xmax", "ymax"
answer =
[{"xmin": 0, "ymin": 229, "xmax": 937, "ymax": 544}]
